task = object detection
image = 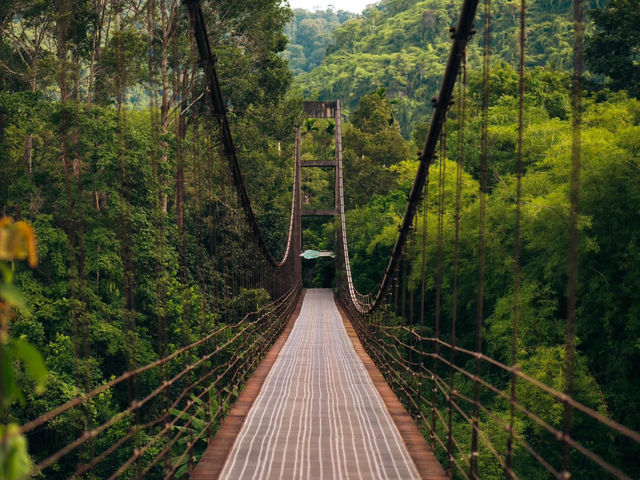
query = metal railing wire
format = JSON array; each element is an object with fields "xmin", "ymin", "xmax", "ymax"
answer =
[{"xmin": 24, "ymin": 282, "xmax": 300, "ymax": 478}]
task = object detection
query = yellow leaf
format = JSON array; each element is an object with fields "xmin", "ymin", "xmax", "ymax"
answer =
[{"xmin": 0, "ymin": 218, "xmax": 38, "ymax": 268}]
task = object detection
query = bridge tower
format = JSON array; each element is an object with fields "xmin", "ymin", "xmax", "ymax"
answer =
[
  {"xmin": 298, "ymin": 100, "xmax": 343, "ymax": 218},
  {"xmin": 298, "ymin": 100, "xmax": 344, "ymax": 286}
]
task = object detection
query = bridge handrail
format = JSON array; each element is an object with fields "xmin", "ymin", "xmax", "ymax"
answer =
[
  {"xmin": 335, "ymin": 0, "xmax": 479, "ymax": 314},
  {"xmin": 184, "ymin": 0, "xmax": 299, "ymax": 272},
  {"xmin": 333, "ymin": 99, "xmax": 375, "ymax": 314},
  {"xmin": 349, "ymin": 316, "xmax": 639, "ymax": 479},
  {"xmin": 23, "ymin": 281, "xmax": 301, "ymax": 477}
]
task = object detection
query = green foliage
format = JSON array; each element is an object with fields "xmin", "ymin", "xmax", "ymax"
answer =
[
  {"xmin": 0, "ymin": 0, "xmax": 639, "ymax": 477},
  {"xmin": 343, "ymin": 90, "xmax": 409, "ymax": 208},
  {"xmin": 0, "ymin": 424, "xmax": 31, "ymax": 480},
  {"xmin": 586, "ymin": 0, "xmax": 640, "ymax": 97},
  {"xmin": 170, "ymin": 394, "xmax": 222, "ymax": 478},
  {"xmin": 283, "ymin": 8, "xmax": 358, "ymax": 75},
  {"xmin": 0, "ymin": 218, "xmax": 44, "ymax": 480},
  {"xmin": 95, "ymin": 26, "xmax": 148, "ymax": 103},
  {"xmin": 294, "ymin": 0, "xmax": 604, "ymax": 136}
]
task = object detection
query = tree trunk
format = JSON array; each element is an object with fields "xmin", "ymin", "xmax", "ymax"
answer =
[
  {"xmin": 23, "ymin": 134, "xmax": 32, "ymax": 174},
  {"xmin": 88, "ymin": 0, "xmax": 108, "ymax": 103}
]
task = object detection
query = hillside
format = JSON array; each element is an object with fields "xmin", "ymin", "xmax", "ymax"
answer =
[
  {"xmin": 283, "ymin": 8, "xmax": 358, "ymax": 75},
  {"xmin": 295, "ymin": 0, "xmax": 602, "ymax": 135}
]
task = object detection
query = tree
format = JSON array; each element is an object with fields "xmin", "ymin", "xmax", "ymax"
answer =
[
  {"xmin": 343, "ymin": 90, "xmax": 409, "ymax": 209},
  {"xmin": 283, "ymin": 8, "xmax": 357, "ymax": 75},
  {"xmin": 586, "ymin": 0, "xmax": 640, "ymax": 97}
]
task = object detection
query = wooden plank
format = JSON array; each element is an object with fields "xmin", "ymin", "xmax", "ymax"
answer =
[
  {"xmin": 304, "ymin": 100, "xmax": 337, "ymax": 118},
  {"xmin": 193, "ymin": 289, "xmax": 445, "ymax": 479},
  {"xmin": 301, "ymin": 160, "xmax": 337, "ymax": 167},
  {"xmin": 301, "ymin": 208, "xmax": 337, "ymax": 216},
  {"xmin": 335, "ymin": 298, "xmax": 449, "ymax": 480},
  {"xmin": 214, "ymin": 289, "xmax": 425, "ymax": 479},
  {"xmin": 190, "ymin": 291, "xmax": 306, "ymax": 480}
]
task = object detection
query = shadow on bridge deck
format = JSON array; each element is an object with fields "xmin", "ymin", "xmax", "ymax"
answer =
[{"xmin": 192, "ymin": 289, "xmax": 446, "ymax": 480}]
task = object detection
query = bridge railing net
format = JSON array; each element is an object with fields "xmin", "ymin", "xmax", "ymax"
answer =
[
  {"xmin": 22, "ymin": 284, "xmax": 299, "ymax": 479},
  {"xmin": 4, "ymin": 0, "xmax": 302, "ymax": 478},
  {"xmin": 334, "ymin": 0, "xmax": 640, "ymax": 477}
]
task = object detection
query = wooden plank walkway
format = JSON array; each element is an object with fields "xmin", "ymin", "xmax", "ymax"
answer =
[{"xmin": 192, "ymin": 289, "xmax": 446, "ymax": 479}]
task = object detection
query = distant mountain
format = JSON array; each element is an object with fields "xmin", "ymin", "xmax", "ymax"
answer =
[{"xmin": 283, "ymin": 8, "xmax": 359, "ymax": 76}]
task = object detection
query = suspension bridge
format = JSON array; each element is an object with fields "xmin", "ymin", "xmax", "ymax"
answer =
[{"xmin": 5, "ymin": 0, "xmax": 640, "ymax": 478}]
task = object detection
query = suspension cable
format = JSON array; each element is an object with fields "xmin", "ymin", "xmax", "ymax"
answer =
[
  {"xmin": 449, "ymin": 53, "xmax": 466, "ymax": 475},
  {"xmin": 432, "ymin": 130, "xmax": 447, "ymax": 451},
  {"xmin": 506, "ymin": 0, "xmax": 526, "ymax": 475},
  {"xmin": 561, "ymin": 0, "xmax": 584, "ymax": 474},
  {"xmin": 470, "ymin": 0, "xmax": 491, "ymax": 474},
  {"xmin": 367, "ymin": 0, "xmax": 481, "ymax": 311},
  {"xmin": 182, "ymin": 0, "xmax": 297, "ymax": 271}
]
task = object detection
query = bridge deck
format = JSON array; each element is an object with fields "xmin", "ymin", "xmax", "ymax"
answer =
[{"xmin": 192, "ymin": 289, "xmax": 446, "ymax": 479}]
